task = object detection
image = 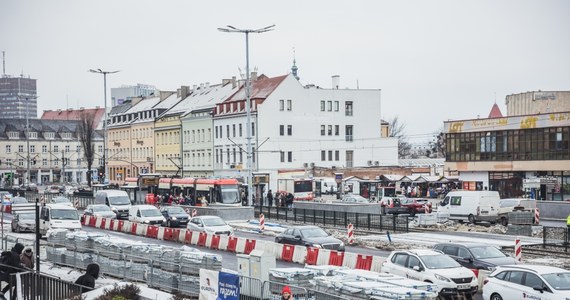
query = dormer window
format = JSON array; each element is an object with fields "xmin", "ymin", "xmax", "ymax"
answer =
[
  {"xmin": 45, "ymin": 132, "xmax": 55, "ymax": 139},
  {"xmin": 7, "ymin": 132, "xmax": 18, "ymax": 139},
  {"xmin": 28, "ymin": 132, "xmax": 37, "ymax": 139},
  {"xmin": 61, "ymin": 132, "xmax": 72, "ymax": 139}
]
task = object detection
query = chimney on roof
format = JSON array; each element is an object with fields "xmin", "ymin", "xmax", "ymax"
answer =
[
  {"xmin": 205, "ymin": 82, "xmax": 210, "ymax": 89},
  {"xmin": 332, "ymin": 75, "xmax": 340, "ymax": 89},
  {"xmin": 200, "ymin": 83, "xmax": 204, "ymax": 90},
  {"xmin": 231, "ymin": 76, "xmax": 237, "ymax": 88},
  {"xmin": 180, "ymin": 85, "xmax": 190, "ymax": 98},
  {"xmin": 193, "ymin": 85, "xmax": 197, "ymax": 92},
  {"xmin": 160, "ymin": 91, "xmax": 173, "ymax": 102},
  {"xmin": 80, "ymin": 107, "xmax": 84, "ymax": 110},
  {"xmin": 95, "ymin": 106, "xmax": 100, "ymax": 109},
  {"xmin": 251, "ymin": 71, "xmax": 258, "ymax": 81}
]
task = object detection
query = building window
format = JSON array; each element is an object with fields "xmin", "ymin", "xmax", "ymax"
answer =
[
  {"xmin": 65, "ymin": 145, "xmax": 70, "ymax": 153},
  {"xmin": 321, "ymin": 150, "xmax": 326, "ymax": 161},
  {"xmin": 42, "ymin": 158, "xmax": 47, "ymax": 166},
  {"xmin": 280, "ymin": 151, "xmax": 285, "ymax": 162},
  {"xmin": 320, "ymin": 101, "xmax": 325, "ymax": 111},
  {"xmin": 346, "ymin": 125, "xmax": 353, "ymax": 142},
  {"xmin": 321, "ymin": 125, "xmax": 325, "ymax": 136},
  {"xmin": 215, "ymin": 149, "xmax": 219, "ymax": 164},
  {"xmin": 327, "ymin": 101, "xmax": 332, "ymax": 111},
  {"xmin": 287, "ymin": 125, "xmax": 292, "ymax": 136},
  {"xmin": 18, "ymin": 145, "xmax": 23, "ymax": 152},
  {"xmin": 279, "ymin": 100, "xmax": 284, "ymax": 111},
  {"xmin": 335, "ymin": 101, "xmax": 339, "ymax": 112},
  {"xmin": 280, "ymin": 125, "xmax": 284, "ymax": 136},
  {"xmin": 226, "ymin": 125, "xmax": 230, "ymax": 138},
  {"xmin": 233, "ymin": 148, "xmax": 236, "ymax": 163},
  {"xmin": 335, "ymin": 150, "xmax": 339, "ymax": 161},
  {"xmin": 232, "ymin": 124, "xmax": 236, "ymax": 137},
  {"xmin": 252, "ymin": 122, "xmax": 255, "ymax": 136},
  {"xmin": 18, "ymin": 159, "xmax": 23, "ymax": 167},
  {"xmin": 215, "ymin": 126, "xmax": 218, "ymax": 139},
  {"xmin": 239, "ymin": 150, "xmax": 243, "ymax": 163},
  {"xmin": 328, "ymin": 125, "xmax": 332, "ymax": 136},
  {"xmin": 30, "ymin": 145, "xmax": 35, "ymax": 153},
  {"xmin": 328, "ymin": 150, "xmax": 333, "ymax": 161},
  {"xmin": 335, "ymin": 125, "xmax": 339, "ymax": 136},
  {"xmin": 226, "ymin": 148, "xmax": 230, "ymax": 164},
  {"xmin": 346, "ymin": 150, "xmax": 353, "ymax": 168},
  {"xmin": 5, "ymin": 145, "xmax": 10, "ymax": 153},
  {"xmin": 287, "ymin": 99, "xmax": 292, "ymax": 111},
  {"xmin": 42, "ymin": 145, "xmax": 47, "ymax": 153},
  {"xmin": 98, "ymin": 145, "xmax": 103, "ymax": 153},
  {"xmin": 77, "ymin": 145, "xmax": 81, "ymax": 153},
  {"xmin": 345, "ymin": 101, "xmax": 353, "ymax": 116},
  {"xmin": 239, "ymin": 124, "xmax": 242, "ymax": 137}
]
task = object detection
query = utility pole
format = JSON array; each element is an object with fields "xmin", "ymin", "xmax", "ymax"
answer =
[
  {"xmin": 61, "ymin": 151, "xmax": 65, "ymax": 184},
  {"xmin": 26, "ymin": 97, "xmax": 30, "ymax": 186}
]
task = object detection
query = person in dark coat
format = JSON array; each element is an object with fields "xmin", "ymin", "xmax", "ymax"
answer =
[
  {"xmin": 0, "ymin": 243, "xmax": 25, "ymax": 295},
  {"xmin": 267, "ymin": 189, "xmax": 273, "ymax": 207},
  {"xmin": 75, "ymin": 263, "xmax": 100, "ymax": 293},
  {"xmin": 286, "ymin": 193, "xmax": 294, "ymax": 209}
]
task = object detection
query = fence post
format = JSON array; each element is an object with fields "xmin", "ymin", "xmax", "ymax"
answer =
[
  {"xmin": 355, "ymin": 212, "xmax": 359, "ymax": 229},
  {"xmin": 303, "ymin": 209, "xmax": 306, "ymax": 224},
  {"xmin": 344, "ymin": 212, "xmax": 348, "ymax": 228},
  {"xmin": 542, "ymin": 226, "xmax": 546, "ymax": 249},
  {"xmin": 333, "ymin": 211, "xmax": 336, "ymax": 227},
  {"xmin": 392, "ymin": 214, "xmax": 396, "ymax": 232},
  {"xmin": 367, "ymin": 214, "xmax": 371, "ymax": 230},
  {"xmin": 313, "ymin": 209, "xmax": 316, "ymax": 225},
  {"xmin": 406, "ymin": 216, "xmax": 409, "ymax": 233}
]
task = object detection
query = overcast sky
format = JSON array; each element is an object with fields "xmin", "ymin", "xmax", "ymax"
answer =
[{"xmin": 1, "ymin": 0, "xmax": 569, "ymax": 144}]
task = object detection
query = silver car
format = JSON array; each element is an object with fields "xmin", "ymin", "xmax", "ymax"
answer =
[
  {"xmin": 11, "ymin": 212, "xmax": 36, "ymax": 233},
  {"xmin": 187, "ymin": 216, "xmax": 234, "ymax": 235},
  {"xmin": 83, "ymin": 204, "xmax": 117, "ymax": 219}
]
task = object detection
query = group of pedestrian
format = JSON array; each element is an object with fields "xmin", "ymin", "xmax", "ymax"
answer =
[
  {"xmin": 267, "ymin": 190, "xmax": 294, "ymax": 208},
  {"xmin": 0, "ymin": 243, "xmax": 34, "ymax": 298}
]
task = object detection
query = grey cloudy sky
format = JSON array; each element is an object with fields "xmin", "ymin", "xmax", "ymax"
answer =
[{"xmin": 1, "ymin": 0, "xmax": 569, "ymax": 144}]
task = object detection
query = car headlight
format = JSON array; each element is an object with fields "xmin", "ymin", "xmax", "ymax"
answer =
[
  {"xmin": 434, "ymin": 274, "xmax": 451, "ymax": 282},
  {"xmin": 340, "ymin": 242, "xmax": 345, "ymax": 247},
  {"xmin": 111, "ymin": 207, "xmax": 118, "ymax": 212},
  {"xmin": 143, "ymin": 220, "xmax": 149, "ymax": 224},
  {"xmin": 313, "ymin": 244, "xmax": 322, "ymax": 249},
  {"xmin": 486, "ymin": 266, "xmax": 496, "ymax": 272},
  {"xmin": 171, "ymin": 217, "xmax": 177, "ymax": 220}
]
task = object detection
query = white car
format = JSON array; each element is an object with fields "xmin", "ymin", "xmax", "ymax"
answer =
[
  {"xmin": 51, "ymin": 196, "xmax": 74, "ymax": 207},
  {"xmin": 482, "ymin": 264, "xmax": 570, "ymax": 300},
  {"xmin": 382, "ymin": 249, "xmax": 478, "ymax": 299},
  {"xmin": 187, "ymin": 216, "xmax": 234, "ymax": 235}
]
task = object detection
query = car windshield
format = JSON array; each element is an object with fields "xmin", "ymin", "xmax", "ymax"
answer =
[
  {"xmin": 109, "ymin": 196, "xmax": 131, "ymax": 205},
  {"xmin": 54, "ymin": 198, "xmax": 70, "ymax": 203},
  {"xmin": 141, "ymin": 209, "xmax": 161, "ymax": 217},
  {"xmin": 19, "ymin": 213, "xmax": 35, "ymax": 220},
  {"xmin": 11, "ymin": 198, "xmax": 27, "ymax": 204},
  {"xmin": 92, "ymin": 206, "xmax": 111, "ymax": 212},
  {"xmin": 470, "ymin": 246, "xmax": 506, "ymax": 259},
  {"xmin": 542, "ymin": 272, "xmax": 570, "ymax": 290},
  {"xmin": 202, "ymin": 217, "xmax": 226, "ymax": 226},
  {"xmin": 51, "ymin": 209, "xmax": 79, "ymax": 220},
  {"xmin": 301, "ymin": 228, "xmax": 329, "ymax": 238},
  {"xmin": 420, "ymin": 254, "xmax": 461, "ymax": 269},
  {"xmin": 167, "ymin": 207, "xmax": 186, "ymax": 214}
]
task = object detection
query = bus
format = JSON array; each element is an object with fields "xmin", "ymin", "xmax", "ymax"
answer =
[{"xmin": 294, "ymin": 179, "xmax": 314, "ymax": 200}]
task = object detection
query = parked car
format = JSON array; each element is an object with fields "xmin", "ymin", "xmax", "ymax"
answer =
[
  {"xmin": 128, "ymin": 205, "xmax": 165, "ymax": 225},
  {"xmin": 160, "ymin": 206, "xmax": 190, "ymax": 228},
  {"xmin": 381, "ymin": 197, "xmax": 410, "ymax": 215},
  {"xmin": 433, "ymin": 242, "xmax": 517, "ymax": 271},
  {"xmin": 439, "ymin": 190, "xmax": 500, "ymax": 223},
  {"xmin": 39, "ymin": 204, "xmax": 82, "ymax": 236},
  {"xmin": 400, "ymin": 198, "xmax": 432, "ymax": 216},
  {"xmin": 45, "ymin": 185, "xmax": 63, "ymax": 194},
  {"xmin": 482, "ymin": 264, "xmax": 570, "ymax": 300},
  {"xmin": 187, "ymin": 216, "xmax": 234, "ymax": 235},
  {"xmin": 51, "ymin": 196, "xmax": 73, "ymax": 207},
  {"xmin": 11, "ymin": 212, "xmax": 36, "ymax": 233},
  {"xmin": 341, "ymin": 194, "xmax": 369, "ymax": 203},
  {"xmin": 83, "ymin": 204, "xmax": 117, "ymax": 219},
  {"xmin": 382, "ymin": 249, "xmax": 478, "ymax": 299},
  {"xmin": 275, "ymin": 225, "xmax": 345, "ymax": 251}
]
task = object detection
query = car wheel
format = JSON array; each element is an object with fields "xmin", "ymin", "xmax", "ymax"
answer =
[
  {"xmin": 468, "ymin": 214, "xmax": 476, "ymax": 224},
  {"xmin": 15, "ymin": 226, "xmax": 20, "ymax": 233},
  {"xmin": 490, "ymin": 293, "xmax": 503, "ymax": 300},
  {"xmin": 500, "ymin": 217, "xmax": 508, "ymax": 226}
]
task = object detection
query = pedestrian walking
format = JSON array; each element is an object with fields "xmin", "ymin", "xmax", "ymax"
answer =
[
  {"xmin": 0, "ymin": 243, "xmax": 25, "ymax": 297},
  {"xmin": 281, "ymin": 286, "xmax": 292, "ymax": 300},
  {"xmin": 75, "ymin": 263, "xmax": 100, "ymax": 294},
  {"xmin": 267, "ymin": 189, "xmax": 273, "ymax": 207},
  {"xmin": 20, "ymin": 248, "xmax": 34, "ymax": 270}
]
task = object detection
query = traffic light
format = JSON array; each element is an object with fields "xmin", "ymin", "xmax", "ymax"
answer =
[{"xmin": 98, "ymin": 166, "xmax": 105, "ymax": 178}]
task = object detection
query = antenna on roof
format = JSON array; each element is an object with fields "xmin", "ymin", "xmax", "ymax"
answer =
[
  {"xmin": 2, "ymin": 51, "xmax": 5, "ymax": 76},
  {"xmin": 494, "ymin": 92, "xmax": 497, "ymax": 104},
  {"xmin": 238, "ymin": 67, "xmax": 244, "ymax": 80}
]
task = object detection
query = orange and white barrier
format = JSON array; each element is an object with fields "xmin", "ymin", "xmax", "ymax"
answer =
[
  {"xmin": 259, "ymin": 214, "xmax": 265, "ymax": 232},
  {"xmin": 347, "ymin": 223, "xmax": 355, "ymax": 245},
  {"xmin": 424, "ymin": 204, "xmax": 431, "ymax": 214},
  {"xmin": 535, "ymin": 208, "xmax": 540, "ymax": 224},
  {"xmin": 192, "ymin": 209, "xmax": 197, "ymax": 217},
  {"xmin": 515, "ymin": 237, "xmax": 522, "ymax": 262},
  {"xmin": 83, "ymin": 215, "xmax": 391, "ymax": 272}
]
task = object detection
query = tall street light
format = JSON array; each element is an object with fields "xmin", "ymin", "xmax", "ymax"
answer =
[
  {"xmin": 89, "ymin": 69, "xmax": 119, "ymax": 184},
  {"xmin": 218, "ymin": 24, "xmax": 275, "ymax": 206}
]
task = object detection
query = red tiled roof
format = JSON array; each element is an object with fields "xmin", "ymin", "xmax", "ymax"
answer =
[
  {"xmin": 488, "ymin": 103, "xmax": 503, "ymax": 118},
  {"xmin": 41, "ymin": 108, "xmax": 105, "ymax": 129},
  {"xmin": 225, "ymin": 75, "xmax": 288, "ymax": 103}
]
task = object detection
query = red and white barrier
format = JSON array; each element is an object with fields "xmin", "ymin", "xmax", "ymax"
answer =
[
  {"xmin": 424, "ymin": 204, "xmax": 431, "ymax": 214},
  {"xmin": 235, "ymin": 237, "xmax": 246, "ymax": 254},
  {"xmin": 371, "ymin": 256, "xmax": 386, "ymax": 273},
  {"xmin": 292, "ymin": 246, "xmax": 307, "ymax": 264},
  {"xmin": 316, "ymin": 249, "xmax": 331, "ymax": 266},
  {"xmin": 342, "ymin": 252, "xmax": 357, "ymax": 269},
  {"xmin": 218, "ymin": 235, "xmax": 229, "ymax": 251},
  {"xmin": 192, "ymin": 209, "xmax": 197, "ymax": 217},
  {"xmin": 347, "ymin": 223, "xmax": 355, "ymax": 245},
  {"xmin": 515, "ymin": 237, "xmax": 522, "ymax": 262},
  {"xmin": 259, "ymin": 214, "xmax": 265, "ymax": 232},
  {"xmin": 535, "ymin": 208, "xmax": 540, "ymax": 224}
]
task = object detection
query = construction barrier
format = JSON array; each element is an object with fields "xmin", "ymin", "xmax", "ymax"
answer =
[
  {"xmin": 535, "ymin": 208, "xmax": 540, "ymax": 224},
  {"xmin": 515, "ymin": 237, "xmax": 522, "ymax": 262},
  {"xmin": 259, "ymin": 214, "xmax": 265, "ymax": 232},
  {"xmin": 82, "ymin": 215, "xmax": 391, "ymax": 272},
  {"xmin": 347, "ymin": 223, "xmax": 355, "ymax": 245}
]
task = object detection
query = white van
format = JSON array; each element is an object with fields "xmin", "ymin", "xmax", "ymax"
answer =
[
  {"xmin": 128, "ymin": 205, "xmax": 165, "ymax": 225},
  {"xmin": 39, "ymin": 204, "xmax": 82, "ymax": 236},
  {"xmin": 439, "ymin": 190, "xmax": 500, "ymax": 223},
  {"xmin": 95, "ymin": 190, "xmax": 131, "ymax": 219},
  {"xmin": 317, "ymin": 178, "xmax": 338, "ymax": 195}
]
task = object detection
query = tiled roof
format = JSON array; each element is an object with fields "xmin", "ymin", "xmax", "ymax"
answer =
[
  {"xmin": 41, "ymin": 108, "xmax": 105, "ymax": 129},
  {"xmin": 224, "ymin": 75, "xmax": 288, "ymax": 103},
  {"xmin": 488, "ymin": 103, "xmax": 503, "ymax": 118}
]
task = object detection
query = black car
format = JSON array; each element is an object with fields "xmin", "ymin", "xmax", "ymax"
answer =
[
  {"xmin": 160, "ymin": 206, "xmax": 190, "ymax": 227},
  {"xmin": 433, "ymin": 242, "xmax": 517, "ymax": 271},
  {"xmin": 275, "ymin": 225, "xmax": 345, "ymax": 251}
]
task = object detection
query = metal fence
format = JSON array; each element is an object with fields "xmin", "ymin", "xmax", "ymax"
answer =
[
  {"xmin": 4, "ymin": 270, "xmax": 84, "ymax": 300},
  {"xmin": 255, "ymin": 205, "xmax": 410, "ymax": 233},
  {"xmin": 542, "ymin": 226, "xmax": 568, "ymax": 251},
  {"xmin": 22, "ymin": 192, "xmax": 96, "ymax": 209}
]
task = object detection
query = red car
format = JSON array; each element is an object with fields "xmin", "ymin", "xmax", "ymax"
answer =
[{"xmin": 400, "ymin": 198, "xmax": 432, "ymax": 216}]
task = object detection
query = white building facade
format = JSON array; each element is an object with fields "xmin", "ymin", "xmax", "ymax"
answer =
[{"xmin": 213, "ymin": 74, "xmax": 398, "ymax": 191}]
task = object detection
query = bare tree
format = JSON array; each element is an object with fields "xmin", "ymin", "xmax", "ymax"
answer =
[
  {"xmin": 388, "ymin": 116, "xmax": 411, "ymax": 158},
  {"xmin": 78, "ymin": 112, "xmax": 96, "ymax": 187},
  {"xmin": 427, "ymin": 129, "xmax": 446, "ymax": 158}
]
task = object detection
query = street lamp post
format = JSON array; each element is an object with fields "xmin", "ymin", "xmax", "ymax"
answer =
[
  {"xmin": 218, "ymin": 24, "xmax": 275, "ymax": 206},
  {"xmin": 89, "ymin": 69, "xmax": 119, "ymax": 184}
]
